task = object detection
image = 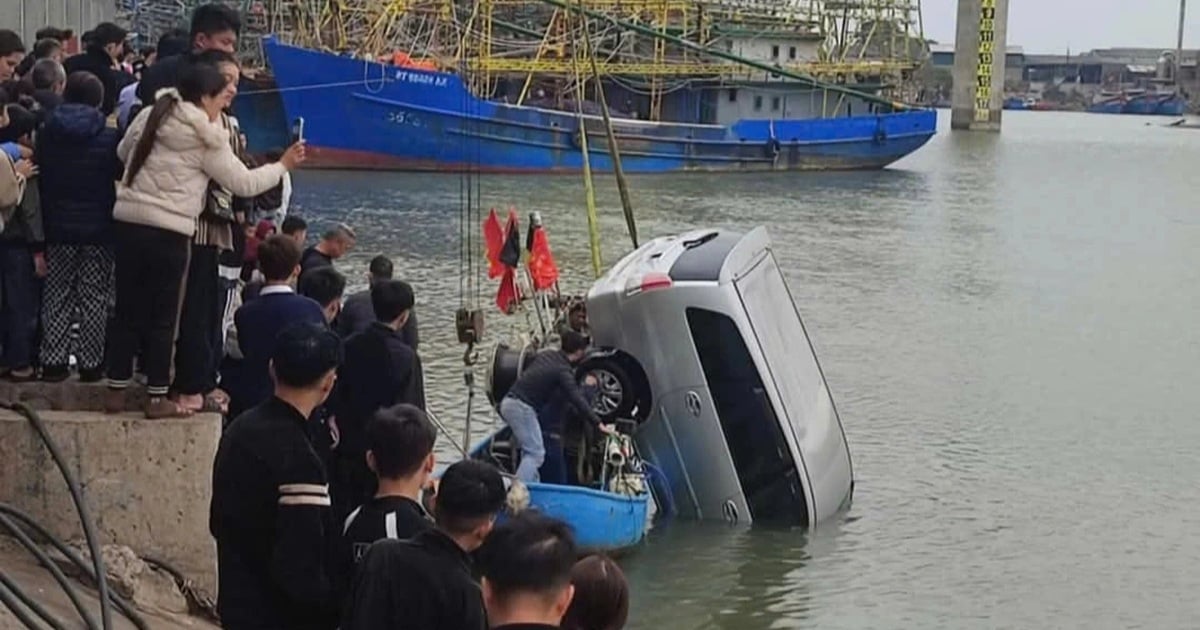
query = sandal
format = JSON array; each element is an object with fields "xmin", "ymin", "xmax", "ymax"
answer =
[{"xmin": 145, "ymin": 397, "xmax": 194, "ymax": 420}]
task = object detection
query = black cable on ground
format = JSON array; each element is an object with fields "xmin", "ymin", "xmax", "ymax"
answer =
[
  {"xmin": 0, "ymin": 566, "xmax": 65, "ymax": 629},
  {"xmin": 3, "ymin": 402, "xmax": 114, "ymax": 630},
  {"xmin": 0, "ymin": 576, "xmax": 47, "ymax": 629},
  {"xmin": 0, "ymin": 512, "xmax": 100, "ymax": 630},
  {"xmin": 0, "ymin": 504, "xmax": 147, "ymax": 630}
]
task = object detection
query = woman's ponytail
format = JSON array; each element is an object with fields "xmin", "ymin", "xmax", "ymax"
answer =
[{"xmin": 123, "ymin": 94, "xmax": 177, "ymax": 186}]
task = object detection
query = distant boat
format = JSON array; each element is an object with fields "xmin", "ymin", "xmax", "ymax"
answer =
[
  {"xmin": 1088, "ymin": 92, "xmax": 1128, "ymax": 114},
  {"xmin": 262, "ymin": 37, "xmax": 937, "ymax": 173},
  {"xmin": 1088, "ymin": 89, "xmax": 1188, "ymax": 116}
]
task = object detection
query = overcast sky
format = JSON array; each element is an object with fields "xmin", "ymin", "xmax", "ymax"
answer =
[{"xmin": 920, "ymin": 0, "xmax": 1194, "ymax": 53}]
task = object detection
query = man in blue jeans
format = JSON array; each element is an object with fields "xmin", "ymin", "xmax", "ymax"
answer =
[{"xmin": 498, "ymin": 331, "xmax": 612, "ymax": 483}]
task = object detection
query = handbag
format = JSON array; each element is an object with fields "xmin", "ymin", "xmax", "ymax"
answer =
[{"xmin": 201, "ymin": 181, "xmax": 236, "ymax": 223}]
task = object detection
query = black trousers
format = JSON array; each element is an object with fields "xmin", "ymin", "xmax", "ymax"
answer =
[
  {"xmin": 174, "ymin": 245, "xmax": 221, "ymax": 395},
  {"xmin": 106, "ymin": 223, "xmax": 190, "ymax": 397}
]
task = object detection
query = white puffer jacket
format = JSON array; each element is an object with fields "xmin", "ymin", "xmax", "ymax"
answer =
[{"xmin": 115, "ymin": 90, "xmax": 286, "ymax": 236}]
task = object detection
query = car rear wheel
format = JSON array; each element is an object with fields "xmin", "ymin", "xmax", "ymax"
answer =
[{"xmin": 577, "ymin": 357, "xmax": 636, "ymax": 421}]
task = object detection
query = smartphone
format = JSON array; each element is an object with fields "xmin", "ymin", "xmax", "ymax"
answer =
[{"xmin": 290, "ymin": 117, "xmax": 305, "ymax": 144}]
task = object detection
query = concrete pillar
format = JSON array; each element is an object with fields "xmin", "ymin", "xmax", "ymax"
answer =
[{"xmin": 951, "ymin": 0, "xmax": 1010, "ymax": 131}]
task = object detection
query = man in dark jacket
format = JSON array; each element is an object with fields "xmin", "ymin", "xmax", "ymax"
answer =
[
  {"xmin": 499, "ymin": 331, "xmax": 610, "ymax": 482},
  {"xmin": 336, "ymin": 254, "xmax": 419, "ymax": 348},
  {"xmin": 339, "ymin": 404, "xmax": 436, "ymax": 572},
  {"xmin": 35, "ymin": 71, "xmax": 122, "ymax": 382},
  {"xmin": 63, "ymin": 22, "xmax": 128, "ymax": 116},
  {"xmin": 210, "ymin": 322, "xmax": 343, "ymax": 630},
  {"xmin": 343, "ymin": 460, "xmax": 506, "ymax": 630},
  {"xmin": 136, "ymin": 3, "xmax": 240, "ymax": 109},
  {"xmin": 329, "ymin": 279, "xmax": 426, "ymax": 518},
  {"xmin": 230, "ymin": 235, "xmax": 327, "ymax": 418}
]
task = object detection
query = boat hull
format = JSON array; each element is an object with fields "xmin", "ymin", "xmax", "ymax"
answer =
[
  {"xmin": 263, "ymin": 38, "xmax": 936, "ymax": 173},
  {"xmin": 468, "ymin": 431, "xmax": 650, "ymax": 552},
  {"xmin": 1156, "ymin": 96, "xmax": 1187, "ymax": 116}
]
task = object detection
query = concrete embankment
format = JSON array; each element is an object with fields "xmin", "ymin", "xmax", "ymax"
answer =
[{"xmin": 0, "ymin": 381, "xmax": 221, "ymax": 627}]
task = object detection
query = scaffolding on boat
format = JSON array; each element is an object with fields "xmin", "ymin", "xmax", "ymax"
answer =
[{"xmin": 117, "ymin": 0, "xmax": 928, "ymax": 115}]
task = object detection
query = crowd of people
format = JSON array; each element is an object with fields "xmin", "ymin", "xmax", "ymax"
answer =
[{"xmin": 0, "ymin": 5, "xmax": 632, "ymax": 629}]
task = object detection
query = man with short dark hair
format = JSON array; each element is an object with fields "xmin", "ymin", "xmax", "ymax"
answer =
[
  {"xmin": 478, "ymin": 513, "xmax": 579, "ymax": 629},
  {"xmin": 336, "ymin": 254, "xmax": 420, "ymax": 347},
  {"xmin": 499, "ymin": 331, "xmax": 611, "ymax": 482},
  {"xmin": 343, "ymin": 460, "xmax": 506, "ymax": 630},
  {"xmin": 299, "ymin": 266, "xmax": 347, "ymax": 324},
  {"xmin": 0, "ymin": 31, "xmax": 26, "ymax": 82},
  {"xmin": 329, "ymin": 279, "xmax": 426, "ymax": 518},
  {"xmin": 340, "ymin": 404, "xmax": 437, "ymax": 568},
  {"xmin": 211, "ymin": 322, "xmax": 344, "ymax": 630},
  {"xmin": 281, "ymin": 215, "xmax": 308, "ymax": 245},
  {"xmin": 301, "ymin": 224, "xmax": 356, "ymax": 274},
  {"xmin": 230, "ymin": 235, "xmax": 327, "ymax": 418},
  {"xmin": 137, "ymin": 3, "xmax": 241, "ymax": 107},
  {"xmin": 119, "ymin": 28, "xmax": 188, "ymax": 130},
  {"xmin": 15, "ymin": 38, "xmax": 64, "ymax": 80},
  {"xmin": 63, "ymin": 22, "xmax": 128, "ymax": 115}
]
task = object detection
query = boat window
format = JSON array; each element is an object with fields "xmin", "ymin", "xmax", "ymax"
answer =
[
  {"xmin": 771, "ymin": 45, "xmax": 780, "ymax": 59},
  {"xmin": 686, "ymin": 307, "xmax": 808, "ymax": 526},
  {"xmin": 753, "ymin": 95, "xmax": 763, "ymax": 111},
  {"xmin": 728, "ymin": 88, "xmax": 738, "ymax": 103},
  {"xmin": 771, "ymin": 97, "xmax": 781, "ymax": 111},
  {"xmin": 789, "ymin": 46, "xmax": 797, "ymax": 60}
]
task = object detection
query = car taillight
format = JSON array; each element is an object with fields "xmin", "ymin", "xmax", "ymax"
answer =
[{"xmin": 626, "ymin": 272, "xmax": 673, "ymax": 296}]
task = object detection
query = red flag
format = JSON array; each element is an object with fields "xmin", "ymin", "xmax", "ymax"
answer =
[
  {"xmin": 495, "ymin": 267, "xmax": 519, "ymax": 314},
  {"xmin": 483, "ymin": 208, "xmax": 505, "ymax": 279},
  {"xmin": 527, "ymin": 226, "xmax": 559, "ymax": 290}
]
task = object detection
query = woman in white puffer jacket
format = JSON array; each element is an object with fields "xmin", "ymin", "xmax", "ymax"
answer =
[{"xmin": 107, "ymin": 56, "xmax": 305, "ymax": 419}]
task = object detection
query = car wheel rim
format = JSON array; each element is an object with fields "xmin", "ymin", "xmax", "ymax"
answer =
[{"xmin": 587, "ymin": 368, "xmax": 623, "ymax": 415}]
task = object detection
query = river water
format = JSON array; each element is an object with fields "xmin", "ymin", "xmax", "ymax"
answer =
[{"xmin": 291, "ymin": 111, "xmax": 1200, "ymax": 628}]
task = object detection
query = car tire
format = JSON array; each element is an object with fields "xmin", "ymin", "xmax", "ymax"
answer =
[{"xmin": 577, "ymin": 357, "xmax": 637, "ymax": 422}]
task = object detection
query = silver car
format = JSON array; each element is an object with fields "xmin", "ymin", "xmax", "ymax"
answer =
[{"xmin": 583, "ymin": 227, "xmax": 854, "ymax": 527}]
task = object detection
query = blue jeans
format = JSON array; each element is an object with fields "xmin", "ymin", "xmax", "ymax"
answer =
[
  {"xmin": 0, "ymin": 247, "xmax": 38, "ymax": 370},
  {"xmin": 499, "ymin": 396, "xmax": 545, "ymax": 483},
  {"xmin": 540, "ymin": 433, "xmax": 567, "ymax": 485}
]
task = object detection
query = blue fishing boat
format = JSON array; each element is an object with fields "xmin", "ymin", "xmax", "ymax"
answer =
[
  {"xmin": 1156, "ymin": 94, "xmax": 1188, "ymax": 116},
  {"xmin": 261, "ymin": 38, "xmax": 935, "ymax": 173},
  {"xmin": 469, "ymin": 427, "xmax": 651, "ymax": 552}
]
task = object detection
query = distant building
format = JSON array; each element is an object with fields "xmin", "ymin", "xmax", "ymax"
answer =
[{"xmin": 929, "ymin": 43, "xmax": 1026, "ymax": 84}]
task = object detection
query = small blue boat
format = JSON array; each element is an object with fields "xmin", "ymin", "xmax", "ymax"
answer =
[
  {"xmin": 1156, "ymin": 94, "xmax": 1188, "ymax": 116},
  {"xmin": 261, "ymin": 37, "xmax": 936, "ymax": 173},
  {"xmin": 469, "ymin": 428, "xmax": 650, "ymax": 552},
  {"xmin": 1123, "ymin": 92, "xmax": 1160, "ymax": 115}
]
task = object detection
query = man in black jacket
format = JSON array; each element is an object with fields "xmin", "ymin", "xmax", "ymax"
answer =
[
  {"xmin": 336, "ymin": 254, "xmax": 419, "ymax": 348},
  {"xmin": 329, "ymin": 279, "xmax": 426, "ymax": 518},
  {"xmin": 35, "ymin": 71, "xmax": 122, "ymax": 382},
  {"xmin": 343, "ymin": 460, "xmax": 506, "ymax": 630},
  {"xmin": 210, "ymin": 322, "xmax": 343, "ymax": 630},
  {"xmin": 63, "ymin": 22, "xmax": 129, "ymax": 116},
  {"xmin": 498, "ymin": 331, "xmax": 610, "ymax": 482},
  {"xmin": 340, "ymin": 404, "xmax": 436, "ymax": 568},
  {"xmin": 136, "ymin": 3, "xmax": 240, "ymax": 109}
]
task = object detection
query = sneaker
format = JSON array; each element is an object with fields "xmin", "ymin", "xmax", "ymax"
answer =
[
  {"xmin": 78, "ymin": 367, "xmax": 105, "ymax": 384},
  {"xmin": 41, "ymin": 365, "xmax": 71, "ymax": 383},
  {"xmin": 7, "ymin": 368, "xmax": 36, "ymax": 383}
]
